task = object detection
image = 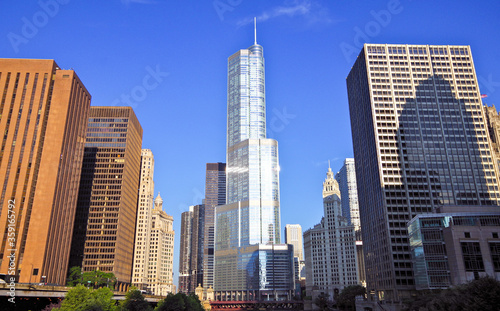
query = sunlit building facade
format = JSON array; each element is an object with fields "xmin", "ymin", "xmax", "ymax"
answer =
[
  {"xmin": 214, "ymin": 27, "xmax": 294, "ymax": 300},
  {"xmin": 335, "ymin": 158, "xmax": 365, "ymax": 287},
  {"xmin": 347, "ymin": 44, "xmax": 500, "ymax": 301},
  {"xmin": 0, "ymin": 59, "xmax": 91, "ymax": 285},
  {"xmin": 132, "ymin": 149, "xmax": 155, "ymax": 290},
  {"xmin": 304, "ymin": 166, "xmax": 359, "ymax": 301},
  {"xmin": 148, "ymin": 193, "xmax": 175, "ymax": 296}
]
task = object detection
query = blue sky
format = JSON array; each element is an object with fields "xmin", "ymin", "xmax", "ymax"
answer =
[{"xmin": 2, "ymin": 0, "xmax": 500, "ymax": 287}]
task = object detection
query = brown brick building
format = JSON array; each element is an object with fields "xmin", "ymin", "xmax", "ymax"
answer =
[
  {"xmin": 0, "ymin": 59, "xmax": 91, "ymax": 285},
  {"xmin": 69, "ymin": 107, "xmax": 142, "ymax": 291}
]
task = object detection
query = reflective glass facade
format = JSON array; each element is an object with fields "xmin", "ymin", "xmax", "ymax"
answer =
[
  {"xmin": 215, "ymin": 39, "xmax": 292, "ymax": 300},
  {"xmin": 214, "ymin": 244, "xmax": 294, "ymax": 301}
]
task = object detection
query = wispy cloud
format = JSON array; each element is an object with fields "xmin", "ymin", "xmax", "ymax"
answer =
[{"xmin": 237, "ymin": 0, "xmax": 335, "ymax": 27}]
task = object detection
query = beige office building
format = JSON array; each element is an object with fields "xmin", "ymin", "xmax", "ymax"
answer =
[
  {"xmin": 0, "ymin": 59, "xmax": 91, "ymax": 285},
  {"xmin": 304, "ymin": 166, "xmax": 359, "ymax": 300},
  {"xmin": 132, "ymin": 149, "xmax": 155, "ymax": 290},
  {"xmin": 148, "ymin": 193, "xmax": 175, "ymax": 296}
]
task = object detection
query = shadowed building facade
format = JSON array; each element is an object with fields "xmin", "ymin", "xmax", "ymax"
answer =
[
  {"xmin": 69, "ymin": 106, "xmax": 142, "ymax": 291},
  {"xmin": 347, "ymin": 44, "xmax": 500, "ymax": 301},
  {"xmin": 0, "ymin": 59, "xmax": 91, "ymax": 285},
  {"xmin": 203, "ymin": 162, "xmax": 226, "ymax": 290},
  {"xmin": 179, "ymin": 207, "xmax": 193, "ymax": 294},
  {"xmin": 408, "ymin": 205, "xmax": 500, "ymax": 290}
]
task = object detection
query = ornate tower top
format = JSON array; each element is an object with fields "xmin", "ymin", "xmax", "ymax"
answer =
[
  {"xmin": 323, "ymin": 165, "xmax": 340, "ymax": 199},
  {"xmin": 154, "ymin": 192, "xmax": 163, "ymax": 210}
]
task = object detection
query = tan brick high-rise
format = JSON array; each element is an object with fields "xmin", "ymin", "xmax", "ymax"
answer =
[
  {"xmin": 0, "ymin": 59, "xmax": 91, "ymax": 285},
  {"xmin": 69, "ymin": 107, "xmax": 142, "ymax": 291}
]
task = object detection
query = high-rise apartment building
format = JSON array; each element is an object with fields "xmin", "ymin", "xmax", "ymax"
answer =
[
  {"xmin": 178, "ymin": 208, "xmax": 193, "ymax": 294},
  {"xmin": 303, "ymin": 166, "xmax": 359, "ymax": 300},
  {"xmin": 347, "ymin": 44, "xmax": 500, "ymax": 301},
  {"xmin": 189, "ymin": 204, "xmax": 205, "ymax": 293},
  {"xmin": 148, "ymin": 193, "xmax": 175, "ymax": 296},
  {"xmin": 203, "ymin": 162, "xmax": 226, "ymax": 289},
  {"xmin": 335, "ymin": 158, "xmax": 365, "ymax": 286},
  {"xmin": 69, "ymin": 106, "xmax": 143, "ymax": 291},
  {"xmin": 285, "ymin": 224, "xmax": 305, "ymax": 281},
  {"xmin": 0, "ymin": 59, "xmax": 91, "ymax": 285},
  {"xmin": 132, "ymin": 149, "xmax": 155, "ymax": 290},
  {"xmin": 285, "ymin": 224, "xmax": 304, "ymax": 260},
  {"xmin": 335, "ymin": 159, "xmax": 360, "ymax": 231},
  {"xmin": 214, "ymin": 22, "xmax": 294, "ymax": 301}
]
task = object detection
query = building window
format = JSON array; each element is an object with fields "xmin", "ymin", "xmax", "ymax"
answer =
[
  {"xmin": 464, "ymin": 232, "xmax": 471, "ymax": 238},
  {"xmin": 493, "ymin": 232, "xmax": 499, "ymax": 239},
  {"xmin": 461, "ymin": 242, "xmax": 484, "ymax": 272},
  {"xmin": 490, "ymin": 243, "xmax": 500, "ymax": 272}
]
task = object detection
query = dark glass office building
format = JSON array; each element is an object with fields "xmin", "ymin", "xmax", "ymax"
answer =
[{"xmin": 347, "ymin": 44, "xmax": 500, "ymax": 301}]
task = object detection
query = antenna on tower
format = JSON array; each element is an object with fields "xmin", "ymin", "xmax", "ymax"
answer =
[{"xmin": 254, "ymin": 17, "xmax": 257, "ymax": 45}]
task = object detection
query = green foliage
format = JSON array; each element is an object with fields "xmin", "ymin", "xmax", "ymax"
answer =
[
  {"xmin": 120, "ymin": 287, "xmax": 152, "ymax": 311},
  {"xmin": 155, "ymin": 292, "xmax": 203, "ymax": 311},
  {"xmin": 337, "ymin": 285, "xmax": 366, "ymax": 311},
  {"xmin": 67, "ymin": 266, "xmax": 82, "ymax": 287},
  {"xmin": 54, "ymin": 284, "xmax": 117, "ymax": 311},
  {"xmin": 82, "ymin": 270, "xmax": 117, "ymax": 289},
  {"xmin": 186, "ymin": 293, "xmax": 203, "ymax": 311},
  {"xmin": 66, "ymin": 266, "xmax": 116, "ymax": 289},
  {"xmin": 403, "ymin": 277, "xmax": 500, "ymax": 311},
  {"xmin": 314, "ymin": 292, "xmax": 334, "ymax": 311}
]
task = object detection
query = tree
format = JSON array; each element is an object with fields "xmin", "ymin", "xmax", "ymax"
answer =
[
  {"xmin": 185, "ymin": 293, "xmax": 204, "ymax": 311},
  {"xmin": 67, "ymin": 266, "xmax": 83, "ymax": 287},
  {"xmin": 314, "ymin": 292, "xmax": 334, "ymax": 311},
  {"xmin": 337, "ymin": 285, "xmax": 365, "ymax": 311},
  {"xmin": 403, "ymin": 277, "xmax": 500, "ymax": 311},
  {"xmin": 54, "ymin": 284, "xmax": 117, "ymax": 311},
  {"xmin": 82, "ymin": 270, "xmax": 117, "ymax": 289},
  {"xmin": 120, "ymin": 287, "xmax": 152, "ymax": 311},
  {"xmin": 66, "ymin": 266, "xmax": 117, "ymax": 289},
  {"xmin": 155, "ymin": 292, "xmax": 203, "ymax": 311}
]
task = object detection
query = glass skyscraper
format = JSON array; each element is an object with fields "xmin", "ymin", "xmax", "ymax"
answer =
[{"xmin": 214, "ymin": 23, "xmax": 293, "ymax": 301}]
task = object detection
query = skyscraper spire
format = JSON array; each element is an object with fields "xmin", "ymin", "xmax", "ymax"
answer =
[{"xmin": 254, "ymin": 17, "xmax": 257, "ymax": 45}]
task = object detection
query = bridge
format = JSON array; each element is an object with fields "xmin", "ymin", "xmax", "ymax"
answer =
[{"xmin": 210, "ymin": 300, "xmax": 304, "ymax": 310}]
